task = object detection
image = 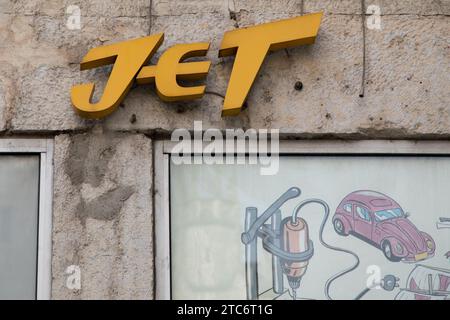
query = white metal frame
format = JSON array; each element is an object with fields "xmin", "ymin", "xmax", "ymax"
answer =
[
  {"xmin": 0, "ymin": 138, "xmax": 54, "ymax": 300},
  {"xmin": 154, "ymin": 139, "xmax": 450, "ymax": 299}
]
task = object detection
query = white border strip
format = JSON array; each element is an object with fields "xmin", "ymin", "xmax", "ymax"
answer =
[
  {"xmin": 0, "ymin": 138, "xmax": 53, "ymax": 300},
  {"xmin": 163, "ymin": 139, "xmax": 450, "ymax": 155},
  {"xmin": 154, "ymin": 141, "xmax": 171, "ymax": 300},
  {"xmin": 36, "ymin": 139, "xmax": 53, "ymax": 300}
]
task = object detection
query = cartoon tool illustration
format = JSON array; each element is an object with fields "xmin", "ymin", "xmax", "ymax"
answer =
[
  {"xmin": 395, "ymin": 265, "xmax": 450, "ymax": 300},
  {"xmin": 437, "ymin": 217, "xmax": 450, "ymax": 229},
  {"xmin": 241, "ymin": 187, "xmax": 314, "ymax": 300},
  {"xmin": 241, "ymin": 187, "xmax": 398, "ymax": 300},
  {"xmin": 333, "ymin": 191, "xmax": 435, "ymax": 262}
]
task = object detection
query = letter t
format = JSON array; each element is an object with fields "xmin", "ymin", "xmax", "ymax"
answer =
[{"xmin": 219, "ymin": 13, "xmax": 323, "ymax": 116}]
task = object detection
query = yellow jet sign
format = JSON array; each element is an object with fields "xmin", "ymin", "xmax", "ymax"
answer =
[{"xmin": 71, "ymin": 13, "xmax": 322, "ymax": 119}]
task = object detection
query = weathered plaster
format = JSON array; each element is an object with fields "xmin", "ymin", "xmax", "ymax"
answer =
[
  {"xmin": 1, "ymin": 0, "xmax": 447, "ymax": 137},
  {"xmin": 52, "ymin": 130, "xmax": 153, "ymax": 299}
]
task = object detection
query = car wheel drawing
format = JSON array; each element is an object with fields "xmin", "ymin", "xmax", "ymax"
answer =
[
  {"xmin": 333, "ymin": 219, "xmax": 348, "ymax": 236},
  {"xmin": 382, "ymin": 240, "xmax": 401, "ymax": 262}
]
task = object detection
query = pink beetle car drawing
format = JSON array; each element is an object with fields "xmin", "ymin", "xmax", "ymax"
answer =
[{"xmin": 332, "ymin": 190, "xmax": 435, "ymax": 262}]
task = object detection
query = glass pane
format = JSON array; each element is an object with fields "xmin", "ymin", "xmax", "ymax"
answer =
[
  {"xmin": 170, "ymin": 156, "xmax": 450, "ymax": 300},
  {"xmin": 356, "ymin": 206, "xmax": 370, "ymax": 221},
  {"xmin": 0, "ymin": 155, "xmax": 40, "ymax": 299}
]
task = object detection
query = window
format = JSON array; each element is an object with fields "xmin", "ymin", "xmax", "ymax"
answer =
[
  {"xmin": 0, "ymin": 139, "xmax": 53, "ymax": 300},
  {"xmin": 344, "ymin": 204, "xmax": 352, "ymax": 213},
  {"xmin": 374, "ymin": 208, "xmax": 404, "ymax": 222},
  {"xmin": 356, "ymin": 206, "xmax": 371, "ymax": 222},
  {"xmin": 155, "ymin": 140, "xmax": 450, "ymax": 300}
]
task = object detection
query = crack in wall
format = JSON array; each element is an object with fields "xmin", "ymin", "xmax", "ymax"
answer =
[
  {"xmin": 360, "ymin": 0, "xmax": 367, "ymax": 98},
  {"xmin": 148, "ymin": 0, "xmax": 153, "ymax": 34},
  {"xmin": 1, "ymin": 9, "xmax": 448, "ymax": 18},
  {"xmin": 0, "ymin": 12, "xmax": 151, "ymax": 18}
]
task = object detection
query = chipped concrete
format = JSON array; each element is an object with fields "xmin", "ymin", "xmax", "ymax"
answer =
[
  {"xmin": 0, "ymin": 0, "xmax": 449, "ymax": 299},
  {"xmin": 52, "ymin": 130, "xmax": 153, "ymax": 299},
  {"xmin": 76, "ymin": 186, "xmax": 135, "ymax": 226}
]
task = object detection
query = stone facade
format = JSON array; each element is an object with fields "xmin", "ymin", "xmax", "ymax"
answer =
[
  {"xmin": 0, "ymin": 0, "xmax": 448, "ymax": 299},
  {"xmin": 52, "ymin": 130, "xmax": 153, "ymax": 299}
]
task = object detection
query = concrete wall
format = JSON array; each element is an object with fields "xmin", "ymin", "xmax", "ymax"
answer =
[
  {"xmin": 52, "ymin": 130, "xmax": 153, "ymax": 299},
  {"xmin": 0, "ymin": 0, "xmax": 448, "ymax": 299}
]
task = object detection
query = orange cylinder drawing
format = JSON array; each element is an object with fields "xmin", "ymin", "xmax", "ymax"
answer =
[{"xmin": 281, "ymin": 217, "xmax": 309, "ymax": 289}]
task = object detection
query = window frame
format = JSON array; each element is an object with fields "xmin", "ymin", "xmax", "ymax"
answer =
[
  {"xmin": 343, "ymin": 203, "xmax": 353, "ymax": 213},
  {"xmin": 154, "ymin": 139, "xmax": 450, "ymax": 299},
  {"xmin": 0, "ymin": 138, "xmax": 54, "ymax": 300},
  {"xmin": 355, "ymin": 205, "xmax": 371, "ymax": 222}
]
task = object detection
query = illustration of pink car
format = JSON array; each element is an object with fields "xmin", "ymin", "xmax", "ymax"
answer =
[{"xmin": 332, "ymin": 191, "xmax": 435, "ymax": 262}]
